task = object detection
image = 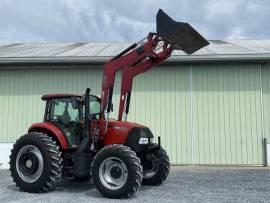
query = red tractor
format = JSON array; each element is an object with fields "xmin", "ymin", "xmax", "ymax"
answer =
[{"xmin": 9, "ymin": 10, "xmax": 208, "ymax": 198}]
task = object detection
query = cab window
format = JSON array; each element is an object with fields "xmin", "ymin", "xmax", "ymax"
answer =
[
  {"xmin": 82, "ymin": 96, "xmax": 101, "ymax": 119},
  {"xmin": 48, "ymin": 98, "xmax": 80, "ymax": 124},
  {"xmin": 90, "ymin": 96, "xmax": 100, "ymax": 115}
]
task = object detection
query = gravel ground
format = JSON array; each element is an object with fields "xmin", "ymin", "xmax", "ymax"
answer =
[{"xmin": 0, "ymin": 166, "xmax": 270, "ymax": 203}]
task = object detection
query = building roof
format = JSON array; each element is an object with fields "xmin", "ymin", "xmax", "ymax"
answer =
[{"xmin": 1, "ymin": 40, "xmax": 270, "ymax": 65}]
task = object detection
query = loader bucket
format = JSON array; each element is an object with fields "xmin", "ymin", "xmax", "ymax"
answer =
[{"xmin": 156, "ymin": 9, "xmax": 209, "ymax": 54}]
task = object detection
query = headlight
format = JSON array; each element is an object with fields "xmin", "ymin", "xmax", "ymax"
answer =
[
  {"xmin": 150, "ymin": 137, "xmax": 154, "ymax": 144},
  {"xmin": 138, "ymin": 137, "xmax": 149, "ymax": 144}
]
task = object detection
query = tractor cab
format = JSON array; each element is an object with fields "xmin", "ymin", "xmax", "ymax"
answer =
[{"xmin": 42, "ymin": 93, "xmax": 100, "ymax": 147}]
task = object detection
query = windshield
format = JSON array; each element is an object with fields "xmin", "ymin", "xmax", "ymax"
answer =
[{"xmin": 81, "ymin": 95, "xmax": 101, "ymax": 119}]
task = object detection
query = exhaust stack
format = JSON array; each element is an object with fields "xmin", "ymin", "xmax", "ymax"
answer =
[{"xmin": 156, "ymin": 9, "xmax": 209, "ymax": 54}]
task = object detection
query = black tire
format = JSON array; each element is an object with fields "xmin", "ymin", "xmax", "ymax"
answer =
[
  {"xmin": 9, "ymin": 132, "xmax": 63, "ymax": 193},
  {"xmin": 142, "ymin": 147, "xmax": 170, "ymax": 186},
  {"xmin": 91, "ymin": 145, "xmax": 142, "ymax": 199}
]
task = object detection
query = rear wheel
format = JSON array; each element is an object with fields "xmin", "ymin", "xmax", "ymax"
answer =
[
  {"xmin": 91, "ymin": 145, "xmax": 142, "ymax": 199},
  {"xmin": 9, "ymin": 132, "xmax": 63, "ymax": 192},
  {"xmin": 142, "ymin": 147, "xmax": 170, "ymax": 186}
]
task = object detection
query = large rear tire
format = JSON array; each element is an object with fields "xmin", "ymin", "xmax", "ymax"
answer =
[
  {"xmin": 91, "ymin": 145, "xmax": 142, "ymax": 199},
  {"xmin": 9, "ymin": 132, "xmax": 63, "ymax": 193},
  {"xmin": 142, "ymin": 147, "xmax": 170, "ymax": 186}
]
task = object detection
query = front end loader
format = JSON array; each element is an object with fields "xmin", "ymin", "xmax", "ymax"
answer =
[{"xmin": 9, "ymin": 9, "xmax": 209, "ymax": 198}]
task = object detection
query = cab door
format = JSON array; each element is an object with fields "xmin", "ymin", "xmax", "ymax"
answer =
[{"xmin": 46, "ymin": 97, "xmax": 82, "ymax": 147}]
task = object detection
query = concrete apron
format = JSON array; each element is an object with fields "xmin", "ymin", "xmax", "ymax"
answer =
[{"xmin": 0, "ymin": 143, "xmax": 13, "ymax": 169}]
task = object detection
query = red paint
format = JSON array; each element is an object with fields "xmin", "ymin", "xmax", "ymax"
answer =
[
  {"xmin": 99, "ymin": 120, "xmax": 145, "ymax": 145},
  {"xmin": 28, "ymin": 119, "xmax": 144, "ymax": 150},
  {"xmin": 28, "ymin": 119, "xmax": 145, "ymax": 150},
  {"xmin": 28, "ymin": 122, "xmax": 69, "ymax": 149}
]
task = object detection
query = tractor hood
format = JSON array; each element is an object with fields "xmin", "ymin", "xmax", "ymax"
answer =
[
  {"xmin": 107, "ymin": 119, "xmax": 146, "ymax": 129},
  {"xmin": 102, "ymin": 120, "xmax": 153, "ymax": 146}
]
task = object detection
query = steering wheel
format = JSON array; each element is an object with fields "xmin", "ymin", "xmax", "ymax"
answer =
[
  {"xmin": 51, "ymin": 116, "xmax": 61, "ymax": 123},
  {"xmin": 90, "ymin": 114, "xmax": 97, "ymax": 120},
  {"xmin": 74, "ymin": 115, "xmax": 80, "ymax": 122}
]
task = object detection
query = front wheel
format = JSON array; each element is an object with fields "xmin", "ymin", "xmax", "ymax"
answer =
[
  {"xmin": 142, "ymin": 147, "xmax": 170, "ymax": 186},
  {"xmin": 91, "ymin": 145, "xmax": 142, "ymax": 199}
]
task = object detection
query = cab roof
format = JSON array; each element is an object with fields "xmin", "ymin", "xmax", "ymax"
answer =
[{"xmin": 41, "ymin": 94, "xmax": 82, "ymax": 100}]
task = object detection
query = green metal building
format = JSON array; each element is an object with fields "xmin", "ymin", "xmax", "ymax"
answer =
[{"xmin": 1, "ymin": 40, "xmax": 270, "ymax": 167}]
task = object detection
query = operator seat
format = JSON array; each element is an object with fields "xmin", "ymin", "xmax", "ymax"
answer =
[{"xmin": 59, "ymin": 107, "xmax": 71, "ymax": 125}]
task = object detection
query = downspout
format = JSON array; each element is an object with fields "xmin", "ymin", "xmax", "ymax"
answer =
[{"xmin": 260, "ymin": 63, "xmax": 267, "ymax": 166}]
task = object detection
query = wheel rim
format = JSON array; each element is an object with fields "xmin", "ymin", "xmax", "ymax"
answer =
[
  {"xmin": 16, "ymin": 145, "xmax": 44, "ymax": 183},
  {"xmin": 99, "ymin": 157, "xmax": 128, "ymax": 190}
]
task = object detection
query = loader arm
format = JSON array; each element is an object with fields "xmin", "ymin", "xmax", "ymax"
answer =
[
  {"xmin": 100, "ymin": 9, "xmax": 209, "ymax": 121},
  {"xmin": 118, "ymin": 41, "xmax": 173, "ymax": 121},
  {"xmin": 100, "ymin": 33, "xmax": 161, "ymax": 116}
]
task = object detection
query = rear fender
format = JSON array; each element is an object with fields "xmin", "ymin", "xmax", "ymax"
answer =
[{"xmin": 28, "ymin": 122, "xmax": 69, "ymax": 150}]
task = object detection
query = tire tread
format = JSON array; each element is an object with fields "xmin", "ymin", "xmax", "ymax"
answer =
[
  {"xmin": 142, "ymin": 147, "xmax": 170, "ymax": 186},
  {"xmin": 92, "ymin": 144, "xmax": 142, "ymax": 199},
  {"xmin": 9, "ymin": 133, "xmax": 63, "ymax": 193}
]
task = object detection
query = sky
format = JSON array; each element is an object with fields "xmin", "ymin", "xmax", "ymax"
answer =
[{"xmin": 0, "ymin": 0, "xmax": 269, "ymax": 43}]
